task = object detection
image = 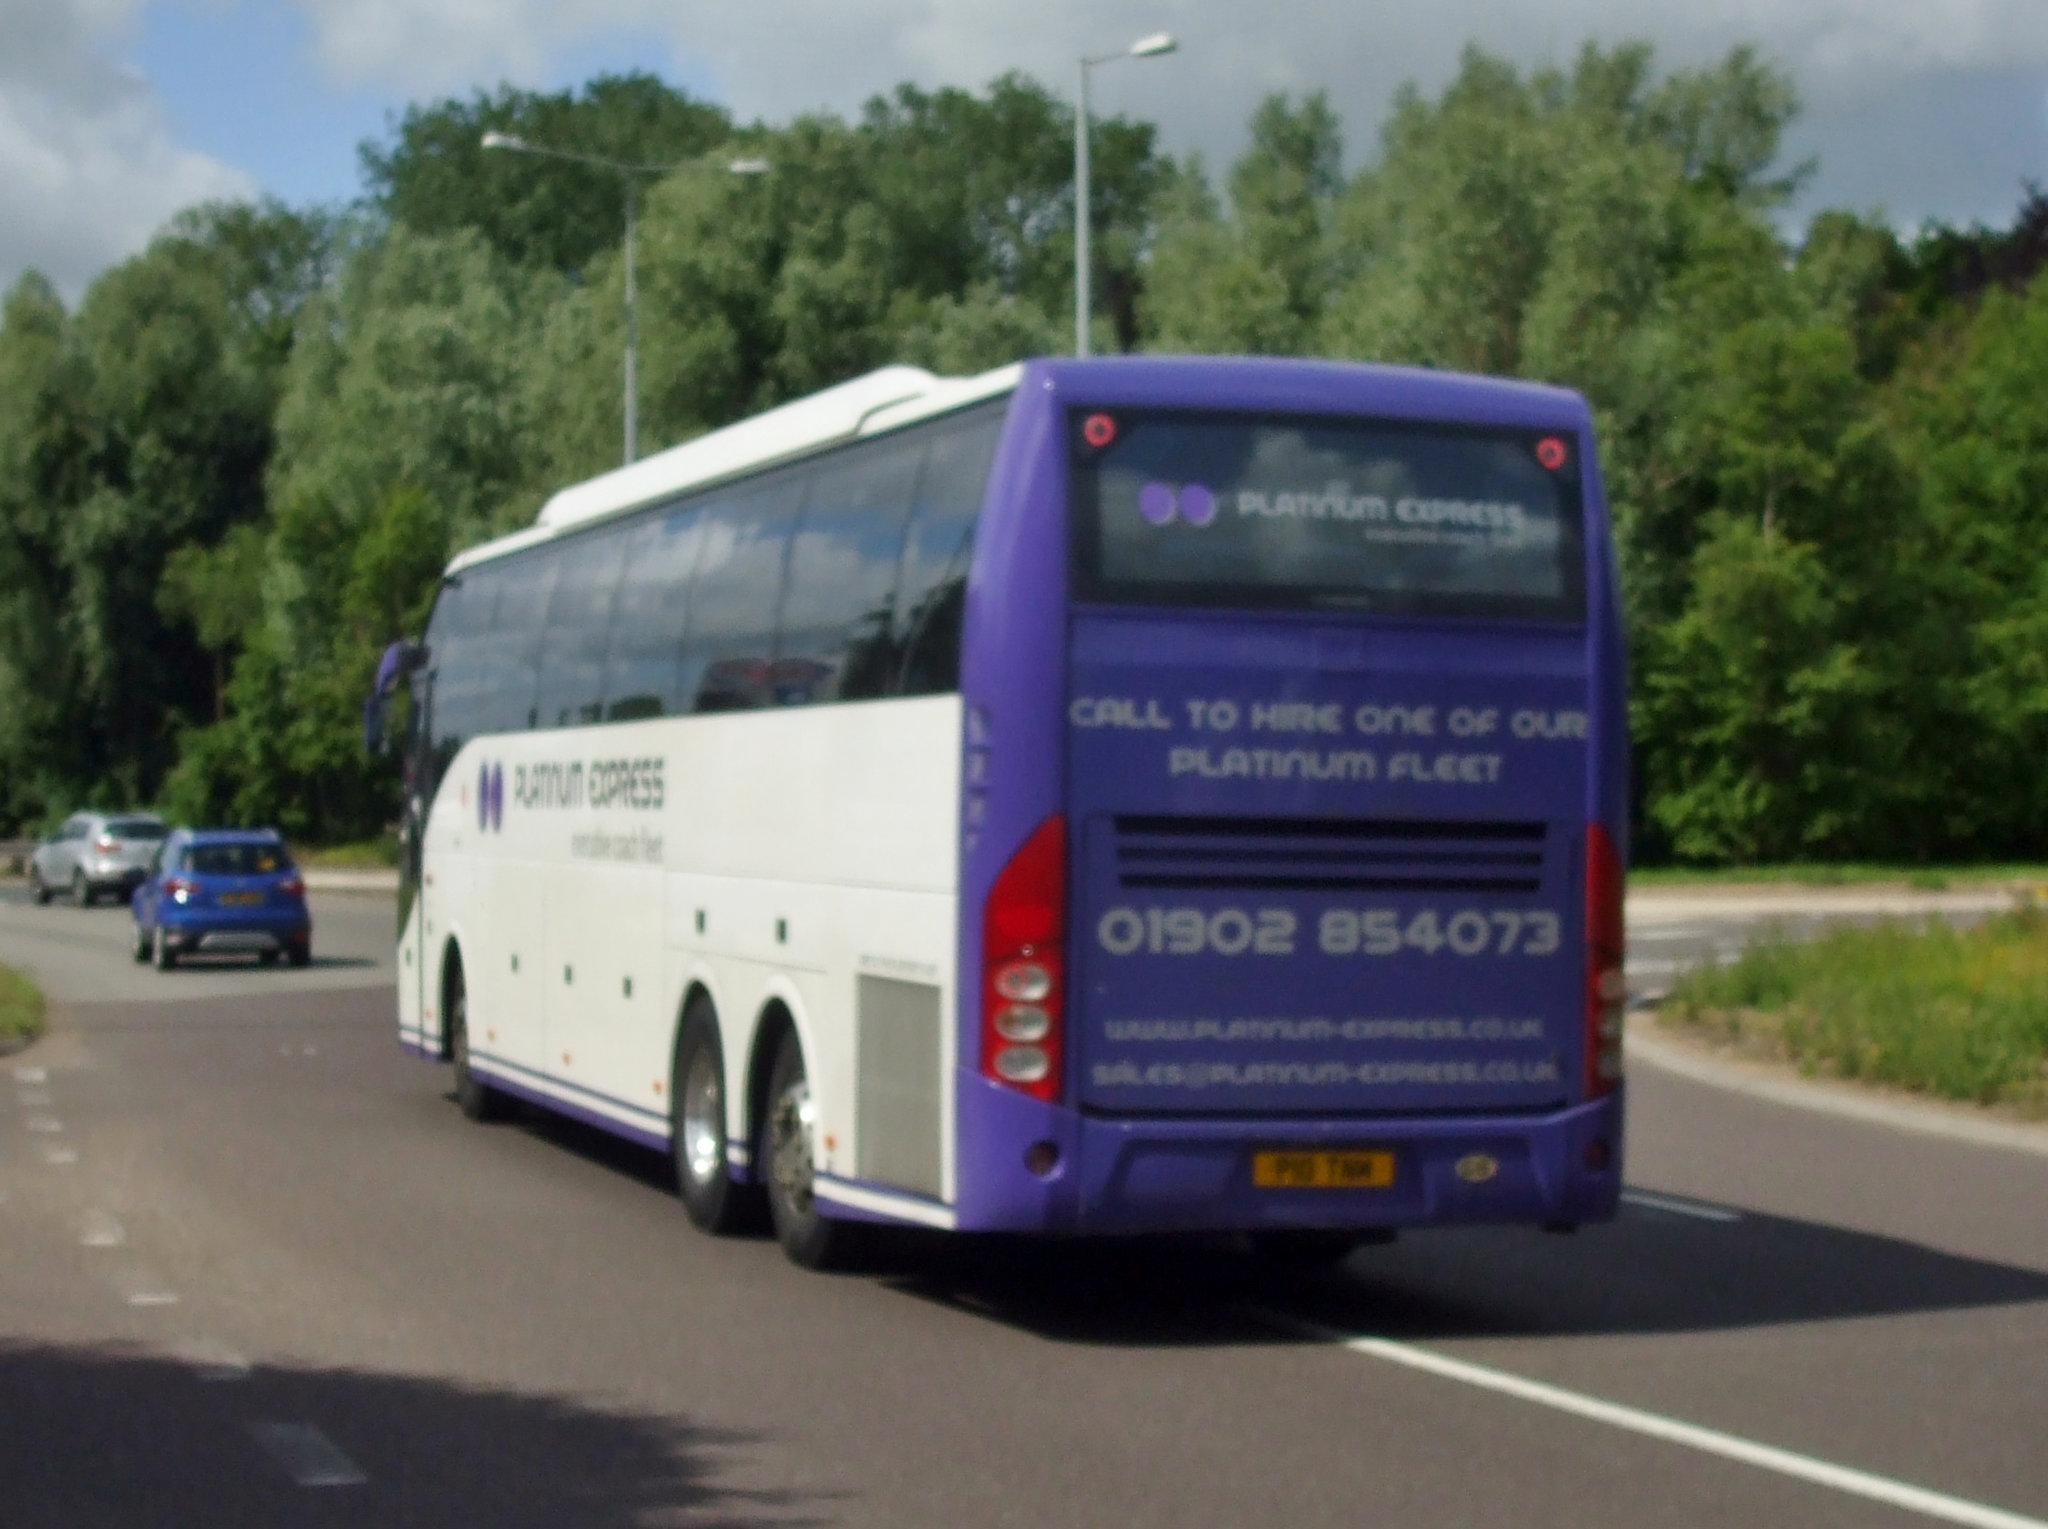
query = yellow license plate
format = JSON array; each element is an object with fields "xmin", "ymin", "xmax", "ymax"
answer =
[
  {"xmin": 1253, "ymin": 1150, "xmax": 1396, "ymax": 1190},
  {"xmin": 218, "ymin": 892, "xmax": 263, "ymax": 906}
]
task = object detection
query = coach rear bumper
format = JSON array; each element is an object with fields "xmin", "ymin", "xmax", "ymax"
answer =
[{"xmin": 953, "ymin": 1074, "xmax": 1623, "ymax": 1234}]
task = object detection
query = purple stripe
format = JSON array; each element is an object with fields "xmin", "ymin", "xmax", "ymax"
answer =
[{"xmin": 471, "ymin": 1064, "xmax": 672, "ymax": 1155}]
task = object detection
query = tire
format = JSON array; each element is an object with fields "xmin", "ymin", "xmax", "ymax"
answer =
[
  {"xmin": 258, "ymin": 948, "xmax": 280, "ymax": 967},
  {"xmin": 71, "ymin": 869, "xmax": 92, "ymax": 908},
  {"xmin": 762, "ymin": 1029, "xmax": 863, "ymax": 1270},
  {"xmin": 133, "ymin": 924, "xmax": 149, "ymax": 963},
  {"xmin": 671, "ymin": 997, "xmax": 764, "ymax": 1235},
  {"xmin": 29, "ymin": 867, "xmax": 51, "ymax": 906},
  {"xmin": 286, "ymin": 939, "xmax": 311, "ymax": 969},
  {"xmin": 152, "ymin": 924, "xmax": 176, "ymax": 971},
  {"xmin": 448, "ymin": 963, "xmax": 504, "ymax": 1122}
]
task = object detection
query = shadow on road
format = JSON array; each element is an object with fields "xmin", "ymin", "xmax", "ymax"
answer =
[
  {"xmin": 0, "ymin": 1341, "xmax": 818, "ymax": 1529},
  {"xmin": 878, "ymin": 1203, "xmax": 2048, "ymax": 1349}
]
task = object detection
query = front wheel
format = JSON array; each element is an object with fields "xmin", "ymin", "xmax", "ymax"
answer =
[
  {"xmin": 763, "ymin": 1031, "xmax": 863, "ymax": 1270},
  {"xmin": 72, "ymin": 870, "xmax": 92, "ymax": 908},
  {"xmin": 448, "ymin": 966, "xmax": 504, "ymax": 1122},
  {"xmin": 29, "ymin": 867, "xmax": 51, "ymax": 906},
  {"xmin": 671, "ymin": 998, "xmax": 764, "ymax": 1235}
]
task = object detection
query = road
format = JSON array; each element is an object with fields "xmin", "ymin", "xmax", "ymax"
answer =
[{"xmin": 1, "ymin": 885, "xmax": 2043, "ymax": 1529}]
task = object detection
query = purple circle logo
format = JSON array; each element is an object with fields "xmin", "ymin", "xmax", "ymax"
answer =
[
  {"xmin": 1136, "ymin": 481, "xmax": 1216, "ymax": 528},
  {"xmin": 477, "ymin": 762, "xmax": 491, "ymax": 831},
  {"xmin": 488, "ymin": 763, "xmax": 504, "ymax": 832}
]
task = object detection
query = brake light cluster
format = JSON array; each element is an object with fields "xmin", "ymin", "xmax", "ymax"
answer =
[
  {"xmin": 1584, "ymin": 823, "xmax": 1625, "ymax": 1096},
  {"xmin": 164, "ymin": 877, "xmax": 197, "ymax": 904},
  {"xmin": 981, "ymin": 816, "xmax": 1066, "ymax": 1104},
  {"xmin": 94, "ymin": 834, "xmax": 118, "ymax": 853},
  {"xmin": 279, "ymin": 875, "xmax": 306, "ymax": 900}
]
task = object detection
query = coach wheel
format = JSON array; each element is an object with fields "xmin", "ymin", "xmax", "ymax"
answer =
[
  {"xmin": 763, "ymin": 1030, "xmax": 863, "ymax": 1270},
  {"xmin": 152, "ymin": 924, "xmax": 176, "ymax": 971},
  {"xmin": 448, "ymin": 964, "xmax": 504, "ymax": 1122},
  {"xmin": 671, "ymin": 998, "xmax": 763, "ymax": 1235}
]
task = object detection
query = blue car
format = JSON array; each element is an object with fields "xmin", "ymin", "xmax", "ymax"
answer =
[{"xmin": 131, "ymin": 829, "xmax": 312, "ymax": 970}]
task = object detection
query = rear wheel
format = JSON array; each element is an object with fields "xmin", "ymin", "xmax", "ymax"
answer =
[
  {"xmin": 763, "ymin": 1030, "xmax": 863, "ymax": 1270},
  {"xmin": 448, "ymin": 964, "xmax": 503, "ymax": 1122},
  {"xmin": 258, "ymin": 948, "xmax": 280, "ymax": 967},
  {"xmin": 286, "ymin": 938, "xmax": 311, "ymax": 969},
  {"xmin": 672, "ymin": 997, "xmax": 763, "ymax": 1234},
  {"xmin": 152, "ymin": 925, "xmax": 176, "ymax": 971},
  {"xmin": 133, "ymin": 924, "xmax": 149, "ymax": 963}
]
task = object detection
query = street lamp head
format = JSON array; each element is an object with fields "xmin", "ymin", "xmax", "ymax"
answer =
[
  {"xmin": 725, "ymin": 158, "xmax": 772, "ymax": 176},
  {"xmin": 1128, "ymin": 32, "xmax": 1177, "ymax": 58},
  {"xmin": 480, "ymin": 130, "xmax": 529, "ymax": 152}
]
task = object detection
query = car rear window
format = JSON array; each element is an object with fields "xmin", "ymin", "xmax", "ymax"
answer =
[
  {"xmin": 186, "ymin": 843, "xmax": 291, "ymax": 875},
  {"xmin": 107, "ymin": 818, "xmax": 167, "ymax": 840}
]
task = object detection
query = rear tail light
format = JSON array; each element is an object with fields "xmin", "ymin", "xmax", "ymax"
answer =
[
  {"xmin": 279, "ymin": 875, "xmax": 306, "ymax": 900},
  {"xmin": 164, "ymin": 877, "xmax": 197, "ymax": 903},
  {"xmin": 94, "ymin": 834, "xmax": 117, "ymax": 853},
  {"xmin": 982, "ymin": 816, "xmax": 1066, "ymax": 1104},
  {"xmin": 1585, "ymin": 822, "xmax": 1625, "ymax": 1097}
]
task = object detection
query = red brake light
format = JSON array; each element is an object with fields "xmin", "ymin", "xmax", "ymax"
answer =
[
  {"xmin": 163, "ymin": 876, "xmax": 197, "ymax": 899},
  {"xmin": 982, "ymin": 816, "xmax": 1066, "ymax": 1104},
  {"xmin": 94, "ymin": 834, "xmax": 118, "ymax": 853},
  {"xmin": 1585, "ymin": 823, "xmax": 1625, "ymax": 1098},
  {"xmin": 280, "ymin": 875, "xmax": 306, "ymax": 899}
]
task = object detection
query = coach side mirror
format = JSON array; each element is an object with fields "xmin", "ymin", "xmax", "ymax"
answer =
[{"xmin": 363, "ymin": 639, "xmax": 423, "ymax": 755}]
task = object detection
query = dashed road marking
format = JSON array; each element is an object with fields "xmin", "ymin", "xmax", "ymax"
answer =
[
  {"xmin": 1260, "ymin": 1312, "xmax": 2048, "ymax": 1529},
  {"xmin": 112, "ymin": 1269, "xmax": 179, "ymax": 1307},
  {"xmin": 36, "ymin": 1143, "xmax": 76, "ymax": 1166},
  {"xmin": 12, "ymin": 1066, "xmax": 46, "ymax": 1084},
  {"xmin": 24, "ymin": 1115, "xmax": 63, "ymax": 1133},
  {"xmin": 248, "ymin": 1422, "xmax": 366, "ymax": 1487},
  {"xmin": 79, "ymin": 1210, "xmax": 126, "ymax": 1247},
  {"xmin": 1621, "ymin": 1189, "xmax": 1743, "ymax": 1223}
]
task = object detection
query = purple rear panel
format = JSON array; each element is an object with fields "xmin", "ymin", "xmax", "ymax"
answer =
[{"xmin": 952, "ymin": 357, "xmax": 1627, "ymax": 1237}]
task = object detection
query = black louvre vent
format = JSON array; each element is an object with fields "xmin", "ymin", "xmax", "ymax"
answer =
[{"xmin": 1112, "ymin": 815, "xmax": 1547, "ymax": 894}]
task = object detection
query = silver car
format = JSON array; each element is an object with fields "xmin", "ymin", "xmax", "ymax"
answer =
[{"xmin": 28, "ymin": 812, "xmax": 169, "ymax": 907}]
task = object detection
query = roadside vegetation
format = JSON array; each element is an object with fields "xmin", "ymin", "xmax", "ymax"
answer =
[
  {"xmin": 1664, "ymin": 908, "xmax": 2048, "ymax": 1112},
  {"xmin": 1631, "ymin": 864, "xmax": 2048, "ymax": 891},
  {"xmin": 3, "ymin": 43, "xmax": 2048, "ymax": 871},
  {"xmin": 0, "ymin": 962, "xmax": 45, "ymax": 1049},
  {"xmin": 296, "ymin": 835, "xmax": 401, "ymax": 870}
]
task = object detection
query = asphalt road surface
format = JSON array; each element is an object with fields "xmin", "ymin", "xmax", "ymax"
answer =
[{"xmin": 2, "ymin": 885, "xmax": 2043, "ymax": 1529}]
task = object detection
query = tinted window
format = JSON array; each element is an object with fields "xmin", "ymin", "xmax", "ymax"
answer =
[
  {"xmin": 1071, "ymin": 410, "xmax": 1585, "ymax": 621},
  {"xmin": 601, "ymin": 507, "xmax": 705, "ymax": 721},
  {"xmin": 896, "ymin": 404, "xmax": 1004, "ymax": 694},
  {"xmin": 424, "ymin": 570, "xmax": 497, "ymax": 760},
  {"xmin": 106, "ymin": 818, "xmax": 166, "ymax": 840},
  {"xmin": 186, "ymin": 842, "xmax": 291, "ymax": 875},
  {"xmin": 777, "ymin": 437, "xmax": 923, "ymax": 705},
  {"xmin": 474, "ymin": 548, "xmax": 559, "ymax": 733},
  {"xmin": 533, "ymin": 524, "xmax": 630, "ymax": 728},
  {"xmin": 678, "ymin": 474, "xmax": 804, "ymax": 713}
]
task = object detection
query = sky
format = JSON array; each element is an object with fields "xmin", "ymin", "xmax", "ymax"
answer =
[{"xmin": 4, "ymin": 0, "xmax": 2047, "ymax": 301}]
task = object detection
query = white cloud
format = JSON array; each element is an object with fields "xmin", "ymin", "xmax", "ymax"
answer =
[{"xmin": 0, "ymin": 0, "xmax": 252, "ymax": 301}]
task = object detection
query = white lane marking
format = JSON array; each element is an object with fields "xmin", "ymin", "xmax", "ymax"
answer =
[
  {"xmin": 112, "ymin": 1269, "xmax": 179, "ymax": 1307},
  {"xmin": 176, "ymin": 1337, "xmax": 251, "ymax": 1382},
  {"xmin": 79, "ymin": 1210, "xmax": 126, "ymax": 1247},
  {"xmin": 1266, "ymin": 1314, "xmax": 2048, "ymax": 1529},
  {"xmin": 1621, "ymin": 1189, "xmax": 1742, "ymax": 1223},
  {"xmin": 12, "ymin": 1066, "xmax": 46, "ymax": 1084},
  {"xmin": 37, "ymin": 1143, "xmax": 77, "ymax": 1165},
  {"xmin": 24, "ymin": 1115, "xmax": 63, "ymax": 1133},
  {"xmin": 248, "ymin": 1422, "xmax": 367, "ymax": 1487}
]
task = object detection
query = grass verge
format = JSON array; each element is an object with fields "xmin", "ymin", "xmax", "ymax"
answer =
[
  {"xmin": 1631, "ymin": 862, "xmax": 2048, "ymax": 891},
  {"xmin": 1664, "ymin": 907, "xmax": 2048, "ymax": 1112},
  {"xmin": 298, "ymin": 834, "xmax": 400, "ymax": 870},
  {"xmin": 0, "ymin": 961, "xmax": 46, "ymax": 1049}
]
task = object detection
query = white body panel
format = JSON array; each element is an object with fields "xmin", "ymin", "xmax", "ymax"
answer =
[{"xmin": 415, "ymin": 697, "xmax": 964, "ymax": 1203}]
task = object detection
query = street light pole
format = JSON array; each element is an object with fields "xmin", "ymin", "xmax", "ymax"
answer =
[
  {"xmin": 480, "ymin": 131, "xmax": 769, "ymax": 465},
  {"xmin": 1074, "ymin": 32, "xmax": 1177, "ymax": 358}
]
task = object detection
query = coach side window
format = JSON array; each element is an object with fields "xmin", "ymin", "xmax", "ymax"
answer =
[
  {"xmin": 533, "ymin": 523, "xmax": 630, "ymax": 728},
  {"xmin": 894, "ymin": 404, "xmax": 1005, "ymax": 695},
  {"xmin": 601, "ymin": 506, "xmax": 705, "ymax": 721},
  {"xmin": 423, "ymin": 570, "xmax": 497, "ymax": 765},
  {"xmin": 777, "ymin": 435, "xmax": 924, "ymax": 705},
  {"xmin": 475, "ymin": 549, "xmax": 560, "ymax": 734},
  {"xmin": 677, "ymin": 473, "xmax": 805, "ymax": 713}
]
